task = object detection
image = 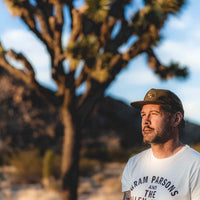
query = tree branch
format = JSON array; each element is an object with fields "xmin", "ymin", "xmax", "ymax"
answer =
[
  {"xmin": 53, "ymin": 4, "xmax": 64, "ymax": 66},
  {"xmin": 77, "ymin": 80, "xmax": 105, "ymax": 127},
  {"xmin": 76, "ymin": 80, "xmax": 91, "ymax": 109},
  {"xmin": 77, "ymin": 55, "xmax": 127, "ymax": 125},
  {"xmin": 0, "ymin": 46, "xmax": 58, "ymax": 107},
  {"xmin": 7, "ymin": 49, "xmax": 35, "ymax": 78},
  {"xmin": 122, "ymin": 37, "xmax": 153, "ymax": 61},
  {"xmin": 146, "ymin": 47, "xmax": 164, "ymax": 72},
  {"xmin": 75, "ymin": 64, "xmax": 87, "ymax": 88},
  {"xmin": 100, "ymin": 17, "xmax": 117, "ymax": 48},
  {"xmin": 106, "ymin": 19, "xmax": 134, "ymax": 53},
  {"xmin": 146, "ymin": 48, "xmax": 188, "ymax": 79},
  {"xmin": 34, "ymin": 8, "xmax": 53, "ymax": 46},
  {"xmin": 69, "ymin": 8, "xmax": 83, "ymax": 42}
]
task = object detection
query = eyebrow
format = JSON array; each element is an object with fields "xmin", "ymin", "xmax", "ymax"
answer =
[{"xmin": 141, "ymin": 110, "xmax": 161, "ymax": 115}]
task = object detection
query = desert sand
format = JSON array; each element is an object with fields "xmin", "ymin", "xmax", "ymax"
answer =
[{"xmin": 0, "ymin": 162, "xmax": 125, "ymax": 200}]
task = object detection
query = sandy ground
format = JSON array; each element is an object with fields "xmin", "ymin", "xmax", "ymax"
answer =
[{"xmin": 0, "ymin": 162, "xmax": 125, "ymax": 200}]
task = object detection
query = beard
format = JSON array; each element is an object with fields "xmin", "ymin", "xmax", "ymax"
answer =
[{"xmin": 142, "ymin": 124, "xmax": 173, "ymax": 144}]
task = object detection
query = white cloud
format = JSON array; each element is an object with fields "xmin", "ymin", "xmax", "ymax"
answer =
[
  {"xmin": 3, "ymin": 29, "xmax": 49, "ymax": 60},
  {"xmin": 192, "ymin": 29, "xmax": 200, "ymax": 40},
  {"xmin": 2, "ymin": 29, "xmax": 51, "ymax": 80},
  {"xmin": 174, "ymin": 85, "xmax": 200, "ymax": 123},
  {"xmin": 166, "ymin": 15, "xmax": 189, "ymax": 30},
  {"xmin": 184, "ymin": 100, "xmax": 200, "ymax": 124},
  {"xmin": 119, "ymin": 69, "xmax": 160, "ymax": 86},
  {"xmin": 156, "ymin": 40, "xmax": 200, "ymax": 71}
]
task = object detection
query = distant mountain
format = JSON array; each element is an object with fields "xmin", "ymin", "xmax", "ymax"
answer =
[
  {"xmin": 0, "ymin": 67, "xmax": 200, "ymax": 151},
  {"xmin": 86, "ymin": 96, "xmax": 200, "ymax": 148}
]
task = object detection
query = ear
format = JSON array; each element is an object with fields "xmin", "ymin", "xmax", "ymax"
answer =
[{"xmin": 173, "ymin": 112, "xmax": 183, "ymax": 127}]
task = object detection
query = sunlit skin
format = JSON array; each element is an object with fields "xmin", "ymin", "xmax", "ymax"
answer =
[
  {"xmin": 141, "ymin": 104, "xmax": 173, "ymax": 144},
  {"xmin": 141, "ymin": 104, "xmax": 184, "ymax": 158}
]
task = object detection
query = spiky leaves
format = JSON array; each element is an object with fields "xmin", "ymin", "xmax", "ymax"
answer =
[
  {"xmin": 132, "ymin": 5, "xmax": 165, "ymax": 37},
  {"xmin": 147, "ymin": 48, "xmax": 188, "ymax": 80},
  {"xmin": 67, "ymin": 35, "xmax": 99, "ymax": 60},
  {"xmin": 155, "ymin": 0, "xmax": 185, "ymax": 14},
  {"xmin": 165, "ymin": 62, "xmax": 188, "ymax": 79},
  {"xmin": 67, "ymin": 35, "xmax": 99, "ymax": 71},
  {"xmin": 4, "ymin": 0, "xmax": 26, "ymax": 16},
  {"xmin": 145, "ymin": 0, "xmax": 185, "ymax": 14},
  {"xmin": 132, "ymin": 0, "xmax": 185, "ymax": 41},
  {"xmin": 85, "ymin": 0, "xmax": 111, "ymax": 22},
  {"xmin": 66, "ymin": 35, "xmax": 114, "ymax": 82},
  {"xmin": 90, "ymin": 52, "xmax": 113, "ymax": 83},
  {"xmin": 154, "ymin": 62, "xmax": 188, "ymax": 79}
]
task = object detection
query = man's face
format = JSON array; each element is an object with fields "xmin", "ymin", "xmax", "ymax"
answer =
[{"xmin": 141, "ymin": 104, "xmax": 174, "ymax": 144}]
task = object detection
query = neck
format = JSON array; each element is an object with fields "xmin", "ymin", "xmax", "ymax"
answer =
[{"xmin": 151, "ymin": 138, "xmax": 184, "ymax": 159}]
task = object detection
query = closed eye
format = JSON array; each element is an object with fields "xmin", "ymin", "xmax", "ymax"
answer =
[
  {"xmin": 151, "ymin": 112, "xmax": 158, "ymax": 115},
  {"xmin": 141, "ymin": 112, "xmax": 146, "ymax": 118},
  {"xmin": 151, "ymin": 111, "xmax": 160, "ymax": 115}
]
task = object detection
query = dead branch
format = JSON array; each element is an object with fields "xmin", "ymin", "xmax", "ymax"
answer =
[
  {"xmin": 69, "ymin": 9, "xmax": 83, "ymax": 42},
  {"xmin": 7, "ymin": 49, "xmax": 35, "ymax": 78}
]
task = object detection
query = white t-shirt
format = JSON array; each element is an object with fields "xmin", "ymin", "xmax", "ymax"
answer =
[{"xmin": 121, "ymin": 145, "xmax": 200, "ymax": 200}]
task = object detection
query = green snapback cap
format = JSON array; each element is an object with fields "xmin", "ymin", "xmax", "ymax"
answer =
[{"xmin": 131, "ymin": 88, "xmax": 184, "ymax": 115}]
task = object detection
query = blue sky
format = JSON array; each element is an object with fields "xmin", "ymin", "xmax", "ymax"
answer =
[{"xmin": 0, "ymin": 0, "xmax": 200, "ymax": 125}]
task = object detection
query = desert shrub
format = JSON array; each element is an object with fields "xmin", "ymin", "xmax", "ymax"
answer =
[
  {"xmin": 42, "ymin": 150, "xmax": 62, "ymax": 189},
  {"xmin": 43, "ymin": 150, "xmax": 54, "ymax": 179},
  {"xmin": 79, "ymin": 158, "xmax": 102, "ymax": 176},
  {"xmin": 7, "ymin": 148, "xmax": 43, "ymax": 183},
  {"xmin": 81, "ymin": 145, "xmax": 147, "ymax": 163},
  {"xmin": 43, "ymin": 150, "xmax": 61, "ymax": 179},
  {"xmin": 81, "ymin": 147, "xmax": 124, "ymax": 162}
]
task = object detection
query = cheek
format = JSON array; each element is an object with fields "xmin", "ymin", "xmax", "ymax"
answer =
[
  {"xmin": 152, "ymin": 118, "xmax": 165, "ymax": 130},
  {"xmin": 159, "ymin": 119, "xmax": 172, "ymax": 132}
]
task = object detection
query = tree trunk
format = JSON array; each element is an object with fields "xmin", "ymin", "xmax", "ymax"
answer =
[{"xmin": 61, "ymin": 106, "xmax": 80, "ymax": 200}]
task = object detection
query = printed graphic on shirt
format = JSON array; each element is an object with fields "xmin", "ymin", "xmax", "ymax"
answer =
[{"xmin": 130, "ymin": 175, "xmax": 179, "ymax": 200}]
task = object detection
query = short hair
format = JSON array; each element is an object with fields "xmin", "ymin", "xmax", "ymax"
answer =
[{"xmin": 162, "ymin": 105, "xmax": 185, "ymax": 134}]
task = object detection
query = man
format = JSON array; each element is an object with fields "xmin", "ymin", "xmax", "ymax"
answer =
[{"xmin": 121, "ymin": 88, "xmax": 200, "ymax": 200}]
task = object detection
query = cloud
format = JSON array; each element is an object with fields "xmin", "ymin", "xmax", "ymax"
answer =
[
  {"xmin": 0, "ymin": 29, "xmax": 63, "ymax": 92},
  {"xmin": 173, "ymin": 85, "xmax": 200, "ymax": 123},
  {"xmin": 156, "ymin": 40, "xmax": 200, "ymax": 72},
  {"xmin": 118, "ymin": 68, "xmax": 160, "ymax": 86},
  {"xmin": 184, "ymin": 99, "xmax": 200, "ymax": 124},
  {"xmin": 1, "ymin": 28, "xmax": 78, "ymax": 91},
  {"xmin": 2, "ymin": 29, "xmax": 49, "ymax": 65},
  {"xmin": 192, "ymin": 29, "xmax": 200, "ymax": 40},
  {"xmin": 166, "ymin": 14, "xmax": 189, "ymax": 30}
]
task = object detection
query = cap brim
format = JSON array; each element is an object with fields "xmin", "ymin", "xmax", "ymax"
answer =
[{"xmin": 130, "ymin": 100, "xmax": 162, "ymax": 109}]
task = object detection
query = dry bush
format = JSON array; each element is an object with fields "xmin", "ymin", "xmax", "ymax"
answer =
[
  {"xmin": 79, "ymin": 158, "xmax": 103, "ymax": 177},
  {"xmin": 7, "ymin": 148, "xmax": 43, "ymax": 184}
]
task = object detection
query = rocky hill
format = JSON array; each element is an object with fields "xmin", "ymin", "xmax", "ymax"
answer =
[{"xmin": 0, "ymin": 67, "xmax": 200, "ymax": 152}]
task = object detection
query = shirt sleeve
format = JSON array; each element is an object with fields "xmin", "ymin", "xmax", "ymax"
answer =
[
  {"xmin": 190, "ymin": 162, "xmax": 200, "ymax": 200},
  {"xmin": 121, "ymin": 158, "xmax": 133, "ymax": 192}
]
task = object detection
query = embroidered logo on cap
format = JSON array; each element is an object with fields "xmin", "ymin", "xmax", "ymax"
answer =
[{"xmin": 147, "ymin": 91, "xmax": 156, "ymax": 100}]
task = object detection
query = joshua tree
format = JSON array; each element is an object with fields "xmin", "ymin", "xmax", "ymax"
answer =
[{"xmin": 0, "ymin": 0, "xmax": 187, "ymax": 199}]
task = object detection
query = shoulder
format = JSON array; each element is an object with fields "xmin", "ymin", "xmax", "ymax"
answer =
[
  {"xmin": 183, "ymin": 145, "xmax": 200, "ymax": 165},
  {"xmin": 184, "ymin": 145, "xmax": 200, "ymax": 159},
  {"xmin": 127, "ymin": 148, "xmax": 151, "ymax": 165},
  {"xmin": 122, "ymin": 148, "xmax": 150, "ymax": 179}
]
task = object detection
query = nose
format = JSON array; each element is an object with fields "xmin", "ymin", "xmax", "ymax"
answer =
[{"xmin": 142, "ymin": 114, "xmax": 151, "ymax": 125}]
